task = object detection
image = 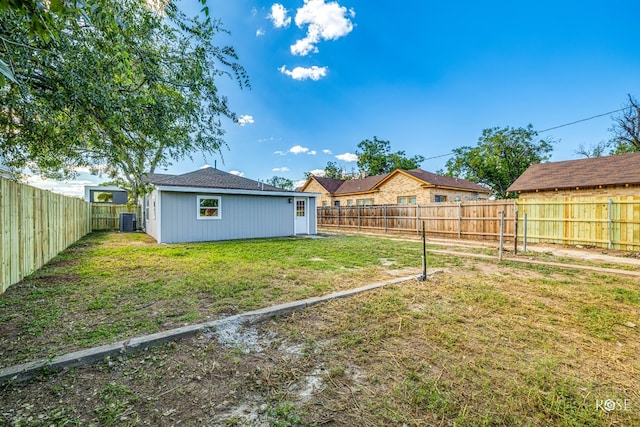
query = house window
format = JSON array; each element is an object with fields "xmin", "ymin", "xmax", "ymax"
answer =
[
  {"xmin": 296, "ymin": 200, "xmax": 306, "ymax": 217},
  {"xmin": 322, "ymin": 200, "xmax": 328, "ymax": 207},
  {"xmin": 356, "ymin": 199, "xmax": 373, "ymax": 206},
  {"xmin": 334, "ymin": 200, "xmax": 340, "ymax": 207},
  {"xmin": 92, "ymin": 191, "xmax": 113, "ymax": 203},
  {"xmin": 434, "ymin": 195, "xmax": 447, "ymax": 203},
  {"xmin": 347, "ymin": 199, "xmax": 354, "ymax": 206},
  {"xmin": 398, "ymin": 196, "xmax": 417, "ymax": 205},
  {"xmin": 197, "ymin": 196, "xmax": 221, "ymax": 219}
]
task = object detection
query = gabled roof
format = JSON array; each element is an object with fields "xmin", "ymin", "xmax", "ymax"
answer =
[
  {"xmin": 507, "ymin": 152, "xmax": 640, "ymax": 193},
  {"xmin": 310, "ymin": 176, "xmax": 345, "ymax": 193},
  {"xmin": 302, "ymin": 168, "xmax": 489, "ymax": 196},
  {"xmin": 150, "ymin": 167, "xmax": 289, "ymax": 192},
  {"xmin": 402, "ymin": 169, "xmax": 491, "ymax": 193},
  {"xmin": 334, "ymin": 173, "xmax": 389, "ymax": 194}
]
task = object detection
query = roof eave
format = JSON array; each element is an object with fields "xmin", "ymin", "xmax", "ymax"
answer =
[{"xmin": 156, "ymin": 185, "xmax": 319, "ymax": 197}]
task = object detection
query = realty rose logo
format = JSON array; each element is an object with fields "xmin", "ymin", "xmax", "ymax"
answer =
[{"xmin": 595, "ymin": 399, "xmax": 630, "ymax": 412}]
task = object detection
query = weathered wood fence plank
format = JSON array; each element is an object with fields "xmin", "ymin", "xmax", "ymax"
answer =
[{"xmin": 318, "ymin": 197, "xmax": 640, "ymax": 250}]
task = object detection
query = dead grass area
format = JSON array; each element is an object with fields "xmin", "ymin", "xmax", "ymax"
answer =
[{"xmin": 1, "ymin": 245, "xmax": 639, "ymax": 426}]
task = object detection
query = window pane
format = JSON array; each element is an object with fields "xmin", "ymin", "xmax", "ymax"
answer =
[
  {"xmin": 200, "ymin": 198, "xmax": 218, "ymax": 208},
  {"xmin": 409, "ymin": 197, "xmax": 416, "ymax": 204},
  {"xmin": 296, "ymin": 200, "xmax": 305, "ymax": 216},
  {"xmin": 198, "ymin": 197, "xmax": 220, "ymax": 219}
]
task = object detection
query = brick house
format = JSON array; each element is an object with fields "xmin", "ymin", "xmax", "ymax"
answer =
[
  {"xmin": 507, "ymin": 152, "xmax": 640, "ymax": 199},
  {"xmin": 300, "ymin": 168, "xmax": 491, "ymax": 206}
]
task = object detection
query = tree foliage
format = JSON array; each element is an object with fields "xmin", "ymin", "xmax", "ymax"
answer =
[
  {"xmin": 265, "ymin": 176, "xmax": 294, "ymax": 190},
  {"xmin": 355, "ymin": 136, "xmax": 424, "ymax": 176},
  {"xmin": 610, "ymin": 94, "xmax": 640, "ymax": 154},
  {"xmin": 0, "ymin": 0, "xmax": 248, "ymax": 199},
  {"xmin": 442, "ymin": 125, "xmax": 553, "ymax": 199}
]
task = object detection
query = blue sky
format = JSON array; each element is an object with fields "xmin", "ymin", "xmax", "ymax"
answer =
[{"xmin": 29, "ymin": 0, "xmax": 640, "ymax": 195}]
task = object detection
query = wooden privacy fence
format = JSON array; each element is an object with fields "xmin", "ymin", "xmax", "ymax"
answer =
[
  {"xmin": 318, "ymin": 197, "xmax": 640, "ymax": 251},
  {"xmin": 91, "ymin": 204, "xmax": 141, "ymax": 230},
  {"xmin": 517, "ymin": 196, "xmax": 640, "ymax": 251},
  {"xmin": 318, "ymin": 201, "xmax": 516, "ymax": 241},
  {"xmin": 0, "ymin": 178, "xmax": 92, "ymax": 293}
]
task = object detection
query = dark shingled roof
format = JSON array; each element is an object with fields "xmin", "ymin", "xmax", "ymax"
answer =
[
  {"xmin": 150, "ymin": 167, "xmax": 289, "ymax": 192},
  {"xmin": 507, "ymin": 152, "xmax": 640, "ymax": 193},
  {"xmin": 312, "ymin": 176, "xmax": 345, "ymax": 193},
  {"xmin": 404, "ymin": 169, "xmax": 491, "ymax": 192},
  {"xmin": 308, "ymin": 169, "xmax": 489, "ymax": 195},
  {"xmin": 143, "ymin": 173, "xmax": 175, "ymax": 184},
  {"xmin": 334, "ymin": 174, "xmax": 389, "ymax": 194}
]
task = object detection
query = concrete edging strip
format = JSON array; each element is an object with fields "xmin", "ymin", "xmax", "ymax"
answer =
[{"xmin": 0, "ymin": 275, "xmax": 422, "ymax": 385}]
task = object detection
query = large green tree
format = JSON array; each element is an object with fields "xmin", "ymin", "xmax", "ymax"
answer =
[
  {"xmin": 442, "ymin": 125, "xmax": 553, "ymax": 198},
  {"xmin": 265, "ymin": 176, "xmax": 294, "ymax": 190},
  {"xmin": 355, "ymin": 136, "xmax": 424, "ymax": 175},
  {"xmin": 610, "ymin": 94, "xmax": 640, "ymax": 154},
  {"xmin": 0, "ymin": 0, "xmax": 248, "ymax": 199}
]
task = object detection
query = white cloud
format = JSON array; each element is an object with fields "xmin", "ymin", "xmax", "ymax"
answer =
[
  {"xmin": 272, "ymin": 167, "xmax": 290, "ymax": 172},
  {"xmin": 256, "ymin": 28, "xmax": 265, "ymax": 37},
  {"xmin": 259, "ymin": 137, "xmax": 277, "ymax": 143},
  {"xmin": 274, "ymin": 150, "xmax": 287, "ymax": 155},
  {"xmin": 336, "ymin": 152, "xmax": 358, "ymax": 162},
  {"xmin": 229, "ymin": 170, "xmax": 245, "ymax": 177},
  {"xmin": 291, "ymin": 0, "xmax": 355, "ymax": 56},
  {"xmin": 307, "ymin": 169, "xmax": 325, "ymax": 176},
  {"xmin": 199, "ymin": 164, "xmax": 212, "ymax": 169},
  {"xmin": 237, "ymin": 115, "xmax": 255, "ymax": 126},
  {"xmin": 268, "ymin": 3, "xmax": 291, "ymax": 28},
  {"xmin": 295, "ymin": 179, "xmax": 308, "ymax": 188},
  {"xmin": 289, "ymin": 145, "xmax": 309, "ymax": 154},
  {"xmin": 322, "ymin": 149, "xmax": 332, "ymax": 154},
  {"xmin": 279, "ymin": 65, "xmax": 328, "ymax": 81},
  {"xmin": 308, "ymin": 150, "xmax": 317, "ymax": 155}
]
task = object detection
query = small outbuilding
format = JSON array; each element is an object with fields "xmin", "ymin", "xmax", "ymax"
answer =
[
  {"xmin": 142, "ymin": 167, "xmax": 318, "ymax": 243},
  {"xmin": 84, "ymin": 185, "xmax": 129, "ymax": 204},
  {"xmin": 507, "ymin": 152, "xmax": 640, "ymax": 198}
]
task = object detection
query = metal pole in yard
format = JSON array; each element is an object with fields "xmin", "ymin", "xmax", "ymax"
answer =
[
  {"xmin": 419, "ymin": 220, "xmax": 427, "ymax": 281},
  {"xmin": 523, "ymin": 213, "xmax": 528, "ymax": 252},
  {"xmin": 499, "ymin": 210, "xmax": 505, "ymax": 261}
]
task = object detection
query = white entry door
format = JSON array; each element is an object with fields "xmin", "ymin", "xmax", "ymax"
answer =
[{"xmin": 294, "ymin": 197, "xmax": 308, "ymax": 234}]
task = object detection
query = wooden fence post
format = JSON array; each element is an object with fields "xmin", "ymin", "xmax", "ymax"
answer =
[
  {"xmin": 608, "ymin": 198, "xmax": 613, "ymax": 249},
  {"xmin": 457, "ymin": 202, "xmax": 462, "ymax": 239}
]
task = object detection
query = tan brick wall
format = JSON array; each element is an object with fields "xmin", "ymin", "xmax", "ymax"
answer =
[
  {"xmin": 423, "ymin": 188, "xmax": 490, "ymax": 203},
  {"xmin": 305, "ymin": 174, "xmax": 491, "ymax": 206},
  {"xmin": 304, "ymin": 180, "xmax": 334, "ymax": 206},
  {"xmin": 377, "ymin": 174, "xmax": 427, "ymax": 204},
  {"xmin": 518, "ymin": 185, "xmax": 640, "ymax": 199}
]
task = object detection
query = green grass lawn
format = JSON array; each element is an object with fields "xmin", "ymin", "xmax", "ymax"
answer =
[
  {"xmin": 1, "ymin": 231, "xmax": 639, "ymax": 426},
  {"xmin": 0, "ymin": 231, "xmax": 445, "ymax": 367}
]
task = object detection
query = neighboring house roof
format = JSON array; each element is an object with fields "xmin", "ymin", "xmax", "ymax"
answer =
[
  {"xmin": 507, "ymin": 152, "xmax": 640, "ymax": 193},
  {"xmin": 301, "ymin": 168, "xmax": 490, "ymax": 196},
  {"xmin": 149, "ymin": 167, "xmax": 291, "ymax": 192},
  {"xmin": 401, "ymin": 169, "xmax": 490, "ymax": 193},
  {"xmin": 311, "ymin": 176, "xmax": 345, "ymax": 193},
  {"xmin": 333, "ymin": 174, "xmax": 389, "ymax": 195}
]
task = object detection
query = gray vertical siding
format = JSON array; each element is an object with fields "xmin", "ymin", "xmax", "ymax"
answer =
[
  {"xmin": 159, "ymin": 192, "xmax": 298, "ymax": 243},
  {"xmin": 308, "ymin": 197, "xmax": 317, "ymax": 234}
]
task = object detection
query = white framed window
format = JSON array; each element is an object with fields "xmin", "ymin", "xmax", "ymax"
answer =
[
  {"xmin": 197, "ymin": 196, "xmax": 221, "ymax": 220},
  {"xmin": 398, "ymin": 196, "xmax": 417, "ymax": 205}
]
